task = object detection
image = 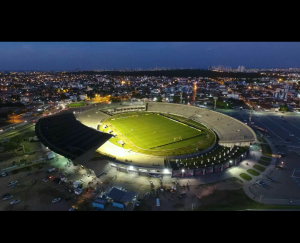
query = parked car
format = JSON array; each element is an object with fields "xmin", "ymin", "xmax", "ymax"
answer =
[
  {"xmin": 2, "ymin": 172, "xmax": 6, "ymax": 177},
  {"xmin": 256, "ymin": 180, "xmax": 265, "ymax": 187},
  {"xmin": 52, "ymin": 198, "xmax": 61, "ymax": 203},
  {"xmin": 8, "ymin": 181, "xmax": 18, "ymax": 187},
  {"xmin": 3, "ymin": 194, "xmax": 13, "ymax": 200},
  {"xmin": 10, "ymin": 199, "xmax": 20, "ymax": 204},
  {"xmin": 7, "ymin": 171, "xmax": 11, "ymax": 175},
  {"xmin": 156, "ymin": 198, "xmax": 160, "ymax": 206},
  {"xmin": 68, "ymin": 206, "xmax": 76, "ymax": 211},
  {"xmin": 11, "ymin": 183, "xmax": 19, "ymax": 188}
]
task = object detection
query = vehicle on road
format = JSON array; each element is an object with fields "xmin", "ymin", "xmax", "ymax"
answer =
[
  {"xmin": 289, "ymin": 134, "xmax": 294, "ymax": 136},
  {"xmin": 52, "ymin": 198, "xmax": 61, "ymax": 203},
  {"xmin": 10, "ymin": 199, "xmax": 20, "ymax": 204},
  {"xmin": 42, "ymin": 178, "xmax": 48, "ymax": 182},
  {"xmin": 266, "ymin": 177, "xmax": 274, "ymax": 182},
  {"xmin": 2, "ymin": 172, "xmax": 6, "ymax": 177},
  {"xmin": 275, "ymin": 165, "xmax": 283, "ymax": 169}
]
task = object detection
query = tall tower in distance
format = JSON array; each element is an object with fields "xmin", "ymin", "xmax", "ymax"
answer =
[{"xmin": 238, "ymin": 66, "xmax": 245, "ymax": 72}]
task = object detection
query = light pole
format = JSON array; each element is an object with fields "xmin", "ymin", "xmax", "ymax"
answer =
[
  {"xmin": 214, "ymin": 97, "xmax": 218, "ymax": 110},
  {"xmin": 258, "ymin": 195, "xmax": 263, "ymax": 209}
]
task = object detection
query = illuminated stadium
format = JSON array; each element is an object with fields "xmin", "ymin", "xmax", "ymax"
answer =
[{"xmin": 36, "ymin": 102, "xmax": 256, "ymax": 177}]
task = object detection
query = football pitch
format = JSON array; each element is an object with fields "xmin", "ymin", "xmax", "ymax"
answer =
[{"xmin": 106, "ymin": 112, "xmax": 210, "ymax": 151}]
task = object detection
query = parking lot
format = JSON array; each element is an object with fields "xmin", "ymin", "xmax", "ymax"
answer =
[{"xmin": 0, "ymin": 152, "xmax": 247, "ymax": 211}]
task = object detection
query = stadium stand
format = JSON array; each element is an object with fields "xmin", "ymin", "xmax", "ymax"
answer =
[
  {"xmin": 146, "ymin": 102, "xmax": 256, "ymax": 147},
  {"xmin": 75, "ymin": 109, "xmax": 109, "ymax": 129},
  {"xmin": 35, "ymin": 113, "xmax": 112, "ymax": 163}
]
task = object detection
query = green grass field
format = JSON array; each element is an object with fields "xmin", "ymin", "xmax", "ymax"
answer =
[
  {"xmin": 67, "ymin": 102, "xmax": 86, "ymax": 108},
  {"xmin": 102, "ymin": 112, "xmax": 216, "ymax": 156},
  {"xmin": 258, "ymin": 160, "xmax": 270, "ymax": 166},
  {"xmin": 109, "ymin": 113, "xmax": 204, "ymax": 150}
]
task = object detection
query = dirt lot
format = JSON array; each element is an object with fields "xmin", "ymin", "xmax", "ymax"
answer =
[{"xmin": 0, "ymin": 155, "xmax": 245, "ymax": 211}]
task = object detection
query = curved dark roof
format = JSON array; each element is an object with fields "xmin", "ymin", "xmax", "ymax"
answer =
[{"xmin": 35, "ymin": 113, "xmax": 112, "ymax": 161}]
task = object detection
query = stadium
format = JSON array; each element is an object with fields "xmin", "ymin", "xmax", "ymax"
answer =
[{"xmin": 35, "ymin": 102, "xmax": 256, "ymax": 178}]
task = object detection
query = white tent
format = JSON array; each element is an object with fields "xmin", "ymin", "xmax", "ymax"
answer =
[
  {"xmin": 47, "ymin": 151, "xmax": 56, "ymax": 159},
  {"xmin": 73, "ymin": 181, "xmax": 80, "ymax": 188}
]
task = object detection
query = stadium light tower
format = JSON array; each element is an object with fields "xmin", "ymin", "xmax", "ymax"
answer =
[{"xmin": 213, "ymin": 97, "xmax": 218, "ymax": 110}]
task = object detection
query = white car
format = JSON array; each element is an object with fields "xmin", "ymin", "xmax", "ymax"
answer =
[
  {"xmin": 10, "ymin": 199, "xmax": 20, "ymax": 204},
  {"xmin": 3, "ymin": 195, "xmax": 13, "ymax": 200},
  {"xmin": 69, "ymin": 206, "xmax": 76, "ymax": 211},
  {"xmin": 289, "ymin": 134, "xmax": 294, "ymax": 136},
  {"xmin": 2, "ymin": 172, "xmax": 6, "ymax": 177},
  {"xmin": 8, "ymin": 181, "xmax": 18, "ymax": 187},
  {"xmin": 52, "ymin": 198, "xmax": 61, "ymax": 203}
]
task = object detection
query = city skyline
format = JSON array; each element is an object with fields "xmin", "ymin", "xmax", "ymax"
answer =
[{"xmin": 0, "ymin": 42, "xmax": 300, "ymax": 71}]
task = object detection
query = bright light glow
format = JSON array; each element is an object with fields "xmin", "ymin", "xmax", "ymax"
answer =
[
  {"xmin": 164, "ymin": 169, "xmax": 169, "ymax": 173},
  {"xmin": 182, "ymin": 169, "xmax": 185, "ymax": 172},
  {"xmin": 129, "ymin": 166, "xmax": 134, "ymax": 170}
]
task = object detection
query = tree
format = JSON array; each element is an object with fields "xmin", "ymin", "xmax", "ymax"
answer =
[
  {"xmin": 1, "ymin": 137, "xmax": 22, "ymax": 155},
  {"xmin": 279, "ymin": 105, "xmax": 288, "ymax": 112},
  {"xmin": 156, "ymin": 96, "xmax": 162, "ymax": 102},
  {"xmin": 173, "ymin": 96, "xmax": 181, "ymax": 104}
]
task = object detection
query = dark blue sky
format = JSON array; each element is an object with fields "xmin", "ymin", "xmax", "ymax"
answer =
[{"xmin": 0, "ymin": 42, "xmax": 299, "ymax": 71}]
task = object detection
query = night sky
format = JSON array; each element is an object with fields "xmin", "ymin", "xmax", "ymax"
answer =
[{"xmin": 0, "ymin": 42, "xmax": 299, "ymax": 71}]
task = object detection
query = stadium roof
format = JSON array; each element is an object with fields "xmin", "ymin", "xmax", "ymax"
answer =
[{"xmin": 35, "ymin": 113, "xmax": 112, "ymax": 161}]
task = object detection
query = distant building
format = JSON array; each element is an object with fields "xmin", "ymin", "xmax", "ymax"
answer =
[{"xmin": 238, "ymin": 66, "xmax": 245, "ymax": 72}]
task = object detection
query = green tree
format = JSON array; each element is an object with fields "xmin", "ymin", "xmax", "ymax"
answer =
[
  {"xmin": 279, "ymin": 105, "xmax": 288, "ymax": 112},
  {"xmin": 173, "ymin": 96, "xmax": 181, "ymax": 103},
  {"xmin": 1, "ymin": 137, "xmax": 22, "ymax": 155}
]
